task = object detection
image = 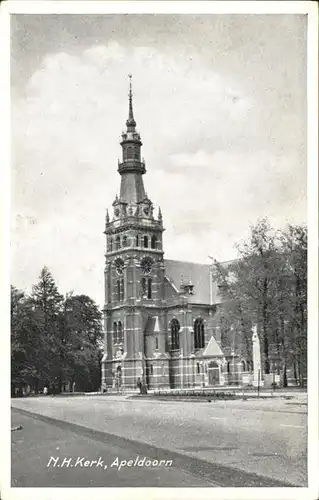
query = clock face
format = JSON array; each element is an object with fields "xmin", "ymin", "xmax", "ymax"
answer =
[
  {"xmin": 141, "ymin": 257, "xmax": 153, "ymax": 274},
  {"xmin": 114, "ymin": 208, "xmax": 120, "ymax": 217},
  {"xmin": 115, "ymin": 258, "xmax": 124, "ymax": 275}
]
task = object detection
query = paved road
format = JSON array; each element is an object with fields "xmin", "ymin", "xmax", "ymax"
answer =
[
  {"xmin": 11, "ymin": 395, "xmax": 307, "ymax": 487},
  {"xmin": 11, "ymin": 411, "xmax": 216, "ymax": 487}
]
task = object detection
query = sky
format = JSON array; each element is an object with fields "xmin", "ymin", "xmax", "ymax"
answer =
[{"xmin": 11, "ymin": 13, "xmax": 307, "ymax": 307}]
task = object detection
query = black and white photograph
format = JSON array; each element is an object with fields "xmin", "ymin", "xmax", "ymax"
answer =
[{"xmin": 2, "ymin": 1, "xmax": 318, "ymax": 499}]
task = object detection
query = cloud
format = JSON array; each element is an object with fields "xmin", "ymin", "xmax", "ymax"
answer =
[{"xmin": 11, "ymin": 40, "xmax": 306, "ymax": 304}]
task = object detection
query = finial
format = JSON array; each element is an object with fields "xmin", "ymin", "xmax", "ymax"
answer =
[
  {"xmin": 106, "ymin": 209, "xmax": 110, "ymax": 224},
  {"xmin": 158, "ymin": 206, "xmax": 162, "ymax": 222},
  {"xmin": 126, "ymin": 74, "xmax": 136, "ymax": 129}
]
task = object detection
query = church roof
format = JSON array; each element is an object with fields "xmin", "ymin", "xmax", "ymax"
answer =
[
  {"xmin": 203, "ymin": 336, "xmax": 224, "ymax": 357},
  {"xmin": 164, "ymin": 259, "xmax": 213, "ymax": 305}
]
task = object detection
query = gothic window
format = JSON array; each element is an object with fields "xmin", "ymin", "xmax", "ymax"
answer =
[
  {"xmin": 147, "ymin": 278, "xmax": 152, "ymax": 299},
  {"xmin": 141, "ymin": 277, "xmax": 147, "ymax": 297},
  {"xmin": 109, "ymin": 238, "xmax": 113, "ymax": 252},
  {"xmin": 197, "ymin": 362, "xmax": 200, "ymax": 374},
  {"xmin": 143, "ymin": 235, "xmax": 148, "ymax": 248},
  {"xmin": 120, "ymin": 278, "xmax": 124, "ymax": 301},
  {"xmin": 116, "ymin": 235, "xmax": 121, "ymax": 250},
  {"xmin": 127, "ymin": 146, "xmax": 133, "ymax": 160},
  {"xmin": 242, "ymin": 360, "xmax": 246, "ymax": 372},
  {"xmin": 122, "ymin": 235, "xmax": 128, "ymax": 247},
  {"xmin": 117, "ymin": 280, "xmax": 121, "ymax": 302},
  {"xmin": 170, "ymin": 319, "xmax": 180, "ymax": 350},
  {"xmin": 113, "ymin": 322, "xmax": 118, "ymax": 344},
  {"xmin": 136, "ymin": 235, "xmax": 139, "ymax": 247},
  {"xmin": 151, "ymin": 235, "xmax": 157, "ymax": 249},
  {"xmin": 155, "ymin": 337, "xmax": 159, "ymax": 350},
  {"xmin": 134, "ymin": 148, "xmax": 139, "ymax": 160},
  {"xmin": 118, "ymin": 321, "xmax": 123, "ymax": 344},
  {"xmin": 150, "ymin": 364, "xmax": 153, "ymax": 375},
  {"xmin": 194, "ymin": 318, "xmax": 205, "ymax": 349}
]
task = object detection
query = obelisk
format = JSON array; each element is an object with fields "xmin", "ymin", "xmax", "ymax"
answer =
[{"xmin": 252, "ymin": 325, "xmax": 262, "ymax": 387}]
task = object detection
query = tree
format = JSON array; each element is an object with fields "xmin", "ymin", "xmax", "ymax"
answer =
[
  {"xmin": 279, "ymin": 225, "xmax": 307, "ymax": 387},
  {"xmin": 12, "ymin": 268, "xmax": 103, "ymax": 394},
  {"xmin": 62, "ymin": 294, "xmax": 103, "ymax": 392},
  {"xmin": 212, "ymin": 219, "xmax": 307, "ymax": 384},
  {"xmin": 31, "ymin": 267, "xmax": 64, "ymax": 391},
  {"xmin": 11, "ymin": 286, "xmax": 42, "ymax": 394},
  {"xmin": 213, "ymin": 219, "xmax": 285, "ymax": 374}
]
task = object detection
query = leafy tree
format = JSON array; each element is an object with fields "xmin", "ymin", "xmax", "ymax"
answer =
[
  {"xmin": 61, "ymin": 294, "xmax": 103, "ymax": 392},
  {"xmin": 279, "ymin": 225, "xmax": 307, "ymax": 386},
  {"xmin": 212, "ymin": 219, "xmax": 307, "ymax": 381},
  {"xmin": 11, "ymin": 286, "xmax": 42, "ymax": 394},
  {"xmin": 12, "ymin": 268, "xmax": 103, "ymax": 394}
]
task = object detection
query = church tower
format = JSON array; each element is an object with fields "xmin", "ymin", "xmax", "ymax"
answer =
[{"xmin": 101, "ymin": 76, "xmax": 169, "ymax": 390}]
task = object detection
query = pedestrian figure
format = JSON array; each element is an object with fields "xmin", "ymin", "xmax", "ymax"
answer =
[{"xmin": 137, "ymin": 377, "xmax": 142, "ymax": 393}]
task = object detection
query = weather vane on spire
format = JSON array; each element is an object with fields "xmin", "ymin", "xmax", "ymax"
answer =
[{"xmin": 127, "ymin": 73, "xmax": 135, "ymax": 127}]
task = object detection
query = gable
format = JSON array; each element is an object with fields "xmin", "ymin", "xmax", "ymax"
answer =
[{"xmin": 203, "ymin": 335, "xmax": 224, "ymax": 357}]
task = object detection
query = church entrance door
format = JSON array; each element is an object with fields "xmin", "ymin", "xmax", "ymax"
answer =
[{"xmin": 208, "ymin": 361, "xmax": 220, "ymax": 386}]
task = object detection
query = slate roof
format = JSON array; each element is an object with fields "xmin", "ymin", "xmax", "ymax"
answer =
[{"xmin": 164, "ymin": 259, "xmax": 217, "ymax": 305}]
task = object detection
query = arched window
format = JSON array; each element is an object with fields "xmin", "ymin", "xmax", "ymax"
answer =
[
  {"xmin": 147, "ymin": 278, "xmax": 152, "ymax": 299},
  {"xmin": 113, "ymin": 322, "xmax": 118, "ymax": 344},
  {"xmin": 116, "ymin": 235, "xmax": 121, "ymax": 250},
  {"xmin": 143, "ymin": 235, "xmax": 148, "ymax": 248},
  {"xmin": 136, "ymin": 235, "xmax": 139, "ymax": 247},
  {"xmin": 117, "ymin": 280, "xmax": 121, "ymax": 302},
  {"xmin": 150, "ymin": 364, "xmax": 153, "ymax": 375},
  {"xmin": 151, "ymin": 235, "xmax": 157, "ymax": 249},
  {"xmin": 155, "ymin": 337, "xmax": 159, "ymax": 350},
  {"xmin": 109, "ymin": 238, "xmax": 113, "ymax": 252},
  {"xmin": 120, "ymin": 278, "xmax": 124, "ymax": 302},
  {"xmin": 141, "ymin": 277, "xmax": 147, "ymax": 297},
  {"xmin": 194, "ymin": 318, "xmax": 205, "ymax": 349},
  {"xmin": 134, "ymin": 148, "xmax": 139, "ymax": 160},
  {"xmin": 171, "ymin": 319, "xmax": 180, "ymax": 350},
  {"xmin": 122, "ymin": 235, "xmax": 127, "ymax": 247},
  {"xmin": 127, "ymin": 146, "xmax": 133, "ymax": 160},
  {"xmin": 242, "ymin": 360, "xmax": 246, "ymax": 372},
  {"xmin": 118, "ymin": 321, "xmax": 123, "ymax": 344},
  {"xmin": 197, "ymin": 362, "xmax": 200, "ymax": 374}
]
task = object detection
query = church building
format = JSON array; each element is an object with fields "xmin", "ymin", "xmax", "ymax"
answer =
[{"xmin": 101, "ymin": 78, "xmax": 247, "ymax": 390}]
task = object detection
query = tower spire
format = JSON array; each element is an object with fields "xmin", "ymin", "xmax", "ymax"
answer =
[{"xmin": 126, "ymin": 74, "xmax": 136, "ymax": 129}]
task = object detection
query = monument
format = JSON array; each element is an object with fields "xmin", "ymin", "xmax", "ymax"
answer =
[{"xmin": 252, "ymin": 325, "xmax": 263, "ymax": 387}]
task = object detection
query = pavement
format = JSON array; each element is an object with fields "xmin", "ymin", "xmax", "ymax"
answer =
[
  {"xmin": 11, "ymin": 411, "xmax": 215, "ymax": 487},
  {"xmin": 11, "ymin": 394, "xmax": 307, "ymax": 487}
]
